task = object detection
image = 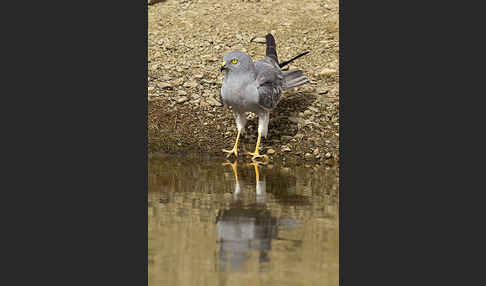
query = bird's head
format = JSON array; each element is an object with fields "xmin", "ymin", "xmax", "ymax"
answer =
[{"xmin": 220, "ymin": 51, "xmax": 252, "ymax": 73}]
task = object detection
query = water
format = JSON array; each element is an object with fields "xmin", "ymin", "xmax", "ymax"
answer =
[{"xmin": 148, "ymin": 154, "xmax": 339, "ymax": 286}]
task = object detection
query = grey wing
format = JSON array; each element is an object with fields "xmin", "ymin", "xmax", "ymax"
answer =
[{"xmin": 255, "ymin": 58, "xmax": 283, "ymax": 110}]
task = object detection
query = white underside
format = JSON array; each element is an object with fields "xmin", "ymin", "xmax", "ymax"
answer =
[{"xmin": 222, "ymin": 72, "xmax": 271, "ymax": 137}]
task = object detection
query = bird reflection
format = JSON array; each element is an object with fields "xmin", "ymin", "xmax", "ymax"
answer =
[{"xmin": 216, "ymin": 161, "xmax": 302, "ymax": 273}]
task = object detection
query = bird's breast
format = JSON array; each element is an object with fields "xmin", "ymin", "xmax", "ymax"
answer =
[{"xmin": 221, "ymin": 80, "xmax": 260, "ymax": 113}]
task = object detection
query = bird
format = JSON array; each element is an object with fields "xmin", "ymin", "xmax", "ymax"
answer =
[{"xmin": 220, "ymin": 33, "xmax": 309, "ymax": 161}]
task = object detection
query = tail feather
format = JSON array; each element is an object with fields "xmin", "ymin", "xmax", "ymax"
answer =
[
  {"xmin": 265, "ymin": 33, "xmax": 309, "ymax": 89},
  {"xmin": 282, "ymin": 70, "xmax": 309, "ymax": 89},
  {"xmin": 279, "ymin": 51, "xmax": 310, "ymax": 68},
  {"xmin": 265, "ymin": 33, "xmax": 279, "ymax": 64}
]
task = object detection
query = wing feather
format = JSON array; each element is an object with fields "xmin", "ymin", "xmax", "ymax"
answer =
[{"xmin": 255, "ymin": 58, "xmax": 283, "ymax": 110}]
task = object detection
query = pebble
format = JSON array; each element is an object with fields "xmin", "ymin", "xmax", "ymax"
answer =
[
  {"xmin": 148, "ymin": 0, "xmax": 163, "ymax": 5},
  {"xmin": 267, "ymin": 148, "xmax": 276, "ymax": 155},
  {"xmin": 251, "ymin": 37, "xmax": 266, "ymax": 43},
  {"xmin": 281, "ymin": 146, "xmax": 291, "ymax": 152},
  {"xmin": 319, "ymin": 68, "xmax": 337, "ymax": 78},
  {"xmin": 193, "ymin": 74, "xmax": 204, "ymax": 79},
  {"xmin": 177, "ymin": 90, "xmax": 187, "ymax": 96},
  {"xmin": 325, "ymin": 152, "xmax": 332, "ymax": 159},
  {"xmin": 317, "ymin": 88, "xmax": 329, "ymax": 94},
  {"xmin": 172, "ymin": 78, "xmax": 184, "ymax": 86},
  {"xmin": 207, "ymin": 97, "xmax": 222, "ymax": 107},
  {"xmin": 313, "ymin": 148, "xmax": 319, "ymax": 155},
  {"xmin": 200, "ymin": 55, "xmax": 217, "ymax": 62},
  {"xmin": 158, "ymin": 82, "xmax": 172, "ymax": 89},
  {"xmin": 308, "ymin": 106, "xmax": 319, "ymax": 113},
  {"xmin": 183, "ymin": 81, "xmax": 198, "ymax": 88},
  {"xmin": 288, "ymin": 117, "xmax": 299, "ymax": 124},
  {"xmin": 305, "ymin": 153, "xmax": 312, "ymax": 159},
  {"xmin": 149, "ymin": 63, "xmax": 159, "ymax": 71},
  {"xmin": 176, "ymin": 96, "xmax": 189, "ymax": 104},
  {"xmin": 304, "ymin": 110, "xmax": 312, "ymax": 116},
  {"xmin": 148, "ymin": 86, "xmax": 155, "ymax": 92}
]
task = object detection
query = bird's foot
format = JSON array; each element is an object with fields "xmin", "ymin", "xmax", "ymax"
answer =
[
  {"xmin": 222, "ymin": 146, "xmax": 238, "ymax": 158},
  {"xmin": 246, "ymin": 150, "xmax": 269, "ymax": 162}
]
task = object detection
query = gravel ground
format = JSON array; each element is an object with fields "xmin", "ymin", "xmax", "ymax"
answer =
[{"xmin": 148, "ymin": 0, "xmax": 339, "ymax": 166}]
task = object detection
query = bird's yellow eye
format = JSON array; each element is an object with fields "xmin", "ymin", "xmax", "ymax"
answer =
[{"xmin": 232, "ymin": 58, "xmax": 238, "ymax": 64}]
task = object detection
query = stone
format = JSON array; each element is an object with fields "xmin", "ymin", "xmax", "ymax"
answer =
[
  {"xmin": 313, "ymin": 148, "xmax": 319, "ymax": 155},
  {"xmin": 183, "ymin": 81, "xmax": 198, "ymax": 88},
  {"xmin": 201, "ymin": 55, "xmax": 217, "ymax": 62},
  {"xmin": 319, "ymin": 68, "xmax": 337, "ymax": 78},
  {"xmin": 305, "ymin": 153, "xmax": 312, "ymax": 159},
  {"xmin": 148, "ymin": 0, "xmax": 164, "ymax": 6},
  {"xmin": 281, "ymin": 145, "xmax": 291, "ymax": 152},
  {"xmin": 251, "ymin": 37, "xmax": 266, "ymax": 43},
  {"xmin": 176, "ymin": 96, "xmax": 189, "ymax": 104},
  {"xmin": 325, "ymin": 152, "xmax": 332, "ymax": 159},
  {"xmin": 295, "ymin": 133, "xmax": 304, "ymax": 140},
  {"xmin": 158, "ymin": 82, "xmax": 172, "ymax": 89},
  {"xmin": 207, "ymin": 97, "xmax": 222, "ymax": 107},
  {"xmin": 288, "ymin": 117, "xmax": 299, "ymax": 124},
  {"xmin": 308, "ymin": 106, "xmax": 319, "ymax": 113},
  {"xmin": 267, "ymin": 148, "xmax": 276, "ymax": 155},
  {"xmin": 177, "ymin": 90, "xmax": 187, "ymax": 96},
  {"xmin": 172, "ymin": 78, "xmax": 184, "ymax": 86},
  {"xmin": 317, "ymin": 88, "xmax": 329, "ymax": 94}
]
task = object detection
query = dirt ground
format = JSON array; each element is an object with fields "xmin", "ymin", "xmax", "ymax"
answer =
[{"xmin": 148, "ymin": 0, "xmax": 339, "ymax": 166}]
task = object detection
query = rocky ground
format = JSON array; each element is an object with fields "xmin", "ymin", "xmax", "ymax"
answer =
[{"xmin": 148, "ymin": 0, "xmax": 339, "ymax": 166}]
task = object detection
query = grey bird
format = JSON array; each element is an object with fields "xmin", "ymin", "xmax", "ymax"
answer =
[{"xmin": 220, "ymin": 33, "xmax": 309, "ymax": 161}]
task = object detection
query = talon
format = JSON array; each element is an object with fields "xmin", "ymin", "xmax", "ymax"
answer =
[
  {"xmin": 246, "ymin": 151, "xmax": 269, "ymax": 162},
  {"xmin": 247, "ymin": 132, "xmax": 268, "ymax": 162},
  {"xmin": 222, "ymin": 130, "xmax": 241, "ymax": 158},
  {"xmin": 222, "ymin": 148, "xmax": 238, "ymax": 158}
]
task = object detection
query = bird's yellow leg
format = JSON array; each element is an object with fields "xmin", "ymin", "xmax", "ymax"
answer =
[
  {"xmin": 247, "ymin": 132, "xmax": 269, "ymax": 161},
  {"xmin": 222, "ymin": 130, "xmax": 241, "ymax": 158}
]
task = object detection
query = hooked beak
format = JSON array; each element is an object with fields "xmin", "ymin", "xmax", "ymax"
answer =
[{"xmin": 220, "ymin": 61, "xmax": 226, "ymax": 72}]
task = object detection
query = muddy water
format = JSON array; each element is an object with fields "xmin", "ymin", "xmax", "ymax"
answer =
[{"xmin": 148, "ymin": 154, "xmax": 339, "ymax": 286}]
